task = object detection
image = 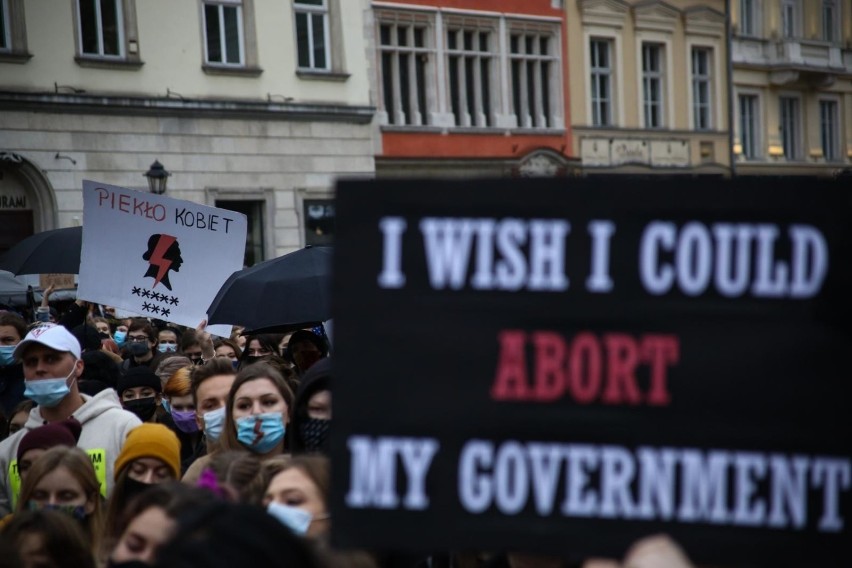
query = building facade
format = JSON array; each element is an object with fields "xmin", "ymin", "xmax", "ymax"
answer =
[
  {"xmin": 731, "ymin": 0, "xmax": 852, "ymax": 175},
  {"xmin": 0, "ymin": 0, "xmax": 375, "ymax": 261},
  {"xmin": 567, "ymin": 0, "xmax": 730, "ymax": 175},
  {"xmin": 369, "ymin": 0, "xmax": 578, "ymax": 178}
]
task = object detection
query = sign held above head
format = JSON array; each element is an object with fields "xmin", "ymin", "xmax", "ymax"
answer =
[{"xmin": 78, "ymin": 180, "xmax": 248, "ymax": 337}]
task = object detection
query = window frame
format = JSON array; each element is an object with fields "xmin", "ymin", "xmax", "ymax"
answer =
[
  {"xmin": 70, "ymin": 0, "xmax": 141, "ymax": 68},
  {"xmin": 819, "ymin": 98, "xmax": 840, "ymax": 162},
  {"xmin": 738, "ymin": 92, "xmax": 761, "ymax": 160},
  {"xmin": 780, "ymin": 0, "xmax": 801, "ymax": 39},
  {"xmin": 293, "ymin": 0, "xmax": 330, "ymax": 72},
  {"xmin": 821, "ymin": 0, "xmax": 839, "ymax": 43},
  {"xmin": 589, "ymin": 37, "xmax": 613, "ymax": 127},
  {"xmin": 303, "ymin": 198, "xmax": 335, "ymax": 247},
  {"xmin": 691, "ymin": 47, "xmax": 713, "ymax": 131},
  {"xmin": 739, "ymin": 0, "xmax": 759, "ymax": 37},
  {"xmin": 202, "ymin": 0, "xmax": 245, "ymax": 67},
  {"xmin": 0, "ymin": 0, "xmax": 10, "ymax": 52},
  {"xmin": 375, "ymin": 9, "xmax": 562, "ymax": 132},
  {"xmin": 640, "ymin": 42, "xmax": 665, "ymax": 129},
  {"xmin": 778, "ymin": 94, "xmax": 802, "ymax": 161},
  {"xmin": 445, "ymin": 22, "xmax": 497, "ymax": 128},
  {"xmin": 75, "ymin": 0, "xmax": 125, "ymax": 59},
  {"xmin": 206, "ymin": 187, "xmax": 275, "ymax": 263},
  {"xmin": 376, "ymin": 13, "xmax": 435, "ymax": 127},
  {"xmin": 507, "ymin": 23, "xmax": 559, "ymax": 130}
]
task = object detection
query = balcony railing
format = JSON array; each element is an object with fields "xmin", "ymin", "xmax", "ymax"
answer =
[{"xmin": 733, "ymin": 38, "xmax": 846, "ymax": 72}]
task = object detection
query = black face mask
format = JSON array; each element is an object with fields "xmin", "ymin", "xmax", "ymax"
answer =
[
  {"xmin": 123, "ymin": 397, "xmax": 158, "ymax": 422},
  {"xmin": 122, "ymin": 476, "xmax": 155, "ymax": 503},
  {"xmin": 107, "ymin": 558, "xmax": 152, "ymax": 568},
  {"xmin": 127, "ymin": 341, "xmax": 150, "ymax": 357},
  {"xmin": 299, "ymin": 418, "xmax": 330, "ymax": 453},
  {"xmin": 243, "ymin": 355, "xmax": 269, "ymax": 366}
]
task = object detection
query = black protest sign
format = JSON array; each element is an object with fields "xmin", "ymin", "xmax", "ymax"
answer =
[{"xmin": 329, "ymin": 177, "xmax": 852, "ymax": 567}]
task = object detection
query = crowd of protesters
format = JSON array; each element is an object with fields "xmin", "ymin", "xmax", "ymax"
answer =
[{"xmin": 0, "ymin": 292, "xmax": 699, "ymax": 568}]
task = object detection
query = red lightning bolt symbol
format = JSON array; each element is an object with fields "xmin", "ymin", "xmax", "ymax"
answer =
[
  {"xmin": 149, "ymin": 235, "xmax": 177, "ymax": 288},
  {"xmin": 252, "ymin": 418, "xmax": 265, "ymax": 446}
]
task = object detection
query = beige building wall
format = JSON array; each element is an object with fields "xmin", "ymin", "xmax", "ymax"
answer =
[
  {"xmin": 4, "ymin": 0, "xmax": 371, "ymax": 104},
  {"xmin": 0, "ymin": 112, "xmax": 373, "ymax": 256},
  {"xmin": 567, "ymin": 0, "xmax": 730, "ymax": 175},
  {"xmin": 0, "ymin": 0, "xmax": 376, "ymax": 259},
  {"xmin": 731, "ymin": 0, "xmax": 852, "ymax": 175}
]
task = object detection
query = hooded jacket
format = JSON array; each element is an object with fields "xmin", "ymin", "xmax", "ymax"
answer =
[
  {"xmin": 288, "ymin": 357, "xmax": 331, "ymax": 455},
  {"xmin": 0, "ymin": 388, "xmax": 141, "ymax": 515}
]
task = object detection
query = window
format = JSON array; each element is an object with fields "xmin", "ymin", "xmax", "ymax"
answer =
[
  {"xmin": 822, "ymin": 0, "xmax": 838, "ymax": 42},
  {"xmin": 590, "ymin": 39, "xmax": 612, "ymax": 127},
  {"xmin": 71, "ymin": 0, "xmax": 140, "ymax": 67},
  {"xmin": 77, "ymin": 0, "xmax": 123, "ymax": 57},
  {"xmin": 379, "ymin": 20, "xmax": 432, "ymax": 126},
  {"xmin": 216, "ymin": 200, "xmax": 264, "ymax": 266},
  {"xmin": 203, "ymin": 1, "xmax": 243, "ymax": 65},
  {"xmin": 779, "ymin": 96, "xmax": 801, "ymax": 160},
  {"xmin": 0, "ymin": 0, "xmax": 30, "ymax": 63},
  {"xmin": 447, "ymin": 27, "xmax": 493, "ymax": 128},
  {"xmin": 740, "ymin": 0, "xmax": 758, "ymax": 36},
  {"xmin": 739, "ymin": 94, "xmax": 759, "ymax": 159},
  {"xmin": 294, "ymin": 0, "xmax": 328, "ymax": 70},
  {"xmin": 820, "ymin": 100, "xmax": 839, "ymax": 161},
  {"xmin": 641, "ymin": 43, "xmax": 664, "ymax": 129},
  {"xmin": 376, "ymin": 11, "xmax": 561, "ymax": 131},
  {"xmin": 0, "ymin": 0, "xmax": 9, "ymax": 51},
  {"xmin": 691, "ymin": 48, "xmax": 712, "ymax": 131},
  {"xmin": 781, "ymin": 0, "xmax": 800, "ymax": 39},
  {"xmin": 304, "ymin": 199, "xmax": 334, "ymax": 246},
  {"xmin": 509, "ymin": 29, "xmax": 557, "ymax": 129}
]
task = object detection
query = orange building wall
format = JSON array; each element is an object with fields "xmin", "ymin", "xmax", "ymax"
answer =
[
  {"xmin": 382, "ymin": 132, "xmax": 569, "ymax": 159},
  {"xmin": 376, "ymin": 0, "xmax": 573, "ymax": 161},
  {"xmin": 378, "ymin": 0, "xmax": 562, "ymax": 17}
]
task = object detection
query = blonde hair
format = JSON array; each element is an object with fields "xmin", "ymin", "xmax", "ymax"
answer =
[{"xmin": 17, "ymin": 446, "xmax": 105, "ymax": 554}]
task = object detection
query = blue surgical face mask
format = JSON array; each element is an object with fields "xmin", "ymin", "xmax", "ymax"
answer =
[
  {"xmin": 23, "ymin": 363, "xmax": 77, "ymax": 408},
  {"xmin": 0, "ymin": 345, "xmax": 16, "ymax": 366},
  {"xmin": 236, "ymin": 413, "xmax": 285, "ymax": 453},
  {"xmin": 202, "ymin": 406, "xmax": 226, "ymax": 443},
  {"xmin": 113, "ymin": 330, "xmax": 127, "ymax": 347},
  {"xmin": 267, "ymin": 502, "xmax": 312, "ymax": 535},
  {"xmin": 158, "ymin": 343, "xmax": 177, "ymax": 354}
]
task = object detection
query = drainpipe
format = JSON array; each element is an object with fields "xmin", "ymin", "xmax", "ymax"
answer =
[{"xmin": 726, "ymin": 0, "xmax": 737, "ymax": 178}]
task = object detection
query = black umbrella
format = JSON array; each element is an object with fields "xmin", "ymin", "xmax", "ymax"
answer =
[
  {"xmin": 206, "ymin": 245, "xmax": 332, "ymax": 332},
  {"xmin": 0, "ymin": 226, "xmax": 82, "ymax": 275}
]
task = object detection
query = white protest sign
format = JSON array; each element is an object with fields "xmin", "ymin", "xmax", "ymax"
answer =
[{"xmin": 78, "ymin": 180, "xmax": 247, "ymax": 337}]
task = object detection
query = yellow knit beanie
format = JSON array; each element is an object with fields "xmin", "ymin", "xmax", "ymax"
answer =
[{"xmin": 114, "ymin": 423, "xmax": 181, "ymax": 481}]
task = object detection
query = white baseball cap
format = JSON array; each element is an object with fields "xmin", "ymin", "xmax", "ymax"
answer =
[{"xmin": 14, "ymin": 324, "xmax": 82, "ymax": 361}]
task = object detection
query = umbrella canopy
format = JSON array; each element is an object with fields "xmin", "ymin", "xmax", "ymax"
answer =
[
  {"xmin": 0, "ymin": 272, "xmax": 76, "ymax": 307},
  {"xmin": 206, "ymin": 245, "xmax": 332, "ymax": 332},
  {"xmin": 0, "ymin": 270, "xmax": 34, "ymax": 307},
  {"xmin": 0, "ymin": 226, "xmax": 82, "ymax": 275}
]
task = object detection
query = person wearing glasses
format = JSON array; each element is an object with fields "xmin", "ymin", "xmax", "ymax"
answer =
[{"xmin": 120, "ymin": 319, "xmax": 167, "ymax": 374}]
